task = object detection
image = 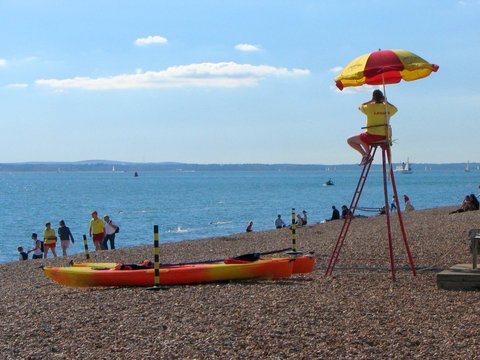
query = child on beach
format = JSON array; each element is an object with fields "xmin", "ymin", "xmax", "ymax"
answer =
[
  {"xmin": 43, "ymin": 222, "xmax": 57, "ymax": 258},
  {"xmin": 18, "ymin": 246, "xmax": 28, "ymax": 261},
  {"xmin": 27, "ymin": 233, "xmax": 43, "ymax": 259},
  {"xmin": 347, "ymin": 89, "xmax": 397, "ymax": 165}
]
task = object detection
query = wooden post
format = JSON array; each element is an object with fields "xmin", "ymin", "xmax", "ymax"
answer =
[{"xmin": 473, "ymin": 235, "xmax": 479, "ymax": 269}]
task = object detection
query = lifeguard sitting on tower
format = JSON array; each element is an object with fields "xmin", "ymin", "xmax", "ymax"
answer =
[{"xmin": 347, "ymin": 89, "xmax": 397, "ymax": 166}]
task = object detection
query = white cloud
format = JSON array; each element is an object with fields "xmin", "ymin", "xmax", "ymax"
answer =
[
  {"xmin": 235, "ymin": 44, "xmax": 260, "ymax": 52},
  {"xmin": 329, "ymin": 66, "xmax": 343, "ymax": 73},
  {"xmin": 0, "ymin": 59, "xmax": 7, "ymax": 66},
  {"xmin": 35, "ymin": 62, "xmax": 311, "ymax": 90},
  {"xmin": 6, "ymin": 83, "xmax": 28, "ymax": 88},
  {"xmin": 135, "ymin": 35, "xmax": 168, "ymax": 46}
]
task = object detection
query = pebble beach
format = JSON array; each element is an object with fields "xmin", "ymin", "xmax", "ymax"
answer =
[{"xmin": 2, "ymin": 205, "xmax": 480, "ymax": 359}]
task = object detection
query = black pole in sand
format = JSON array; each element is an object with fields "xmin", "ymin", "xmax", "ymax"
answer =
[
  {"xmin": 83, "ymin": 234, "xmax": 91, "ymax": 263},
  {"xmin": 287, "ymin": 208, "xmax": 303, "ymax": 256},
  {"xmin": 146, "ymin": 225, "xmax": 168, "ymax": 291}
]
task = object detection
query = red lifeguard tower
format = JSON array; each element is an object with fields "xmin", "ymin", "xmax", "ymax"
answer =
[{"xmin": 325, "ymin": 49, "xmax": 438, "ymax": 280}]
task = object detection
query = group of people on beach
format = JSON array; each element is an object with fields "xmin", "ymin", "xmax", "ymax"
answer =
[
  {"xmin": 89, "ymin": 211, "xmax": 119, "ymax": 251},
  {"xmin": 388, "ymin": 195, "xmax": 415, "ymax": 214},
  {"xmin": 18, "ymin": 220, "xmax": 75, "ymax": 261},
  {"xmin": 450, "ymin": 194, "xmax": 480, "ymax": 214},
  {"xmin": 18, "ymin": 211, "xmax": 119, "ymax": 261},
  {"xmin": 326, "ymin": 205, "xmax": 350, "ymax": 221},
  {"xmin": 273, "ymin": 210, "xmax": 308, "ymax": 229}
]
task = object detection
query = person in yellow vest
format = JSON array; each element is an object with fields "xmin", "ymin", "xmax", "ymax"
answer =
[
  {"xmin": 89, "ymin": 211, "xmax": 105, "ymax": 251},
  {"xmin": 43, "ymin": 222, "xmax": 57, "ymax": 258},
  {"xmin": 347, "ymin": 89, "xmax": 397, "ymax": 165}
]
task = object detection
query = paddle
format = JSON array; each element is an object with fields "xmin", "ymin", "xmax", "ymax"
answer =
[
  {"xmin": 108, "ymin": 247, "xmax": 293, "ymax": 270},
  {"xmin": 232, "ymin": 247, "xmax": 292, "ymax": 262}
]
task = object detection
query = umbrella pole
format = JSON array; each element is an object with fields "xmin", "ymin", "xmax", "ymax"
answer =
[{"xmin": 381, "ymin": 74, "xmax": 393, "ymax": 180}]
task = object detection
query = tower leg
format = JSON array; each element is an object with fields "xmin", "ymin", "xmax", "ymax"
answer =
[
  {"xmin": 382, "ymin": 147, "xmax": 395, "ymax": 281},
  {"xmin": 386, "ymin": 147, "xmax": 416, "ymax": 276}
]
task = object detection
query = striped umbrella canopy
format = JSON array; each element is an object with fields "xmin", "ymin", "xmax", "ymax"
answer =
[{"xmin": 335, "ymin": 49, "xmax": 439, "ymax": 90}]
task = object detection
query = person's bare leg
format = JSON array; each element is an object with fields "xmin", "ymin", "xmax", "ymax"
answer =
[{"xmin": 347, "ymin": 135, "xmax": 369, "ymax": 156}]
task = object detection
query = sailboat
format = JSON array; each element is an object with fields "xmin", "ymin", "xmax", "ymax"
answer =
[
  {"xmin": 395, "ymin": 158, "xmax": 412, "ymax": 174},
  {"xmin": 465, "ymin": 161, "xmax": 470, "ymax": 172}
]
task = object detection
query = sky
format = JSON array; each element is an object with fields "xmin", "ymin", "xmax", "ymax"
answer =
[{"xmin": 1, "ymin": 0, "xmax": 479, "ymax": 165}]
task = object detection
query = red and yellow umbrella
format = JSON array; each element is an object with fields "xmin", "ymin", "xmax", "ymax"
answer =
[{"xmin": 335, "ymin": 49, "xmax": 439, "ymax": 90}]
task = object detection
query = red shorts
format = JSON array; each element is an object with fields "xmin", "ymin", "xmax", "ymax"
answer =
[
  {"xmin": 44, "ymin": 242, "xmax": 56, "ymax": 249},
  {"xmin": 360, "ymin": 132, "xmax": 386, "ymax": 144},
  {"xmin": 93, "ymin": 233, "xmax": 103, "ymax": 243}
]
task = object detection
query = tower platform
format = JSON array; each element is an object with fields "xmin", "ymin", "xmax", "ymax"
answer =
[{"xmin": 437, "ymin": 264, "xmax": 480, "ymax": 290}]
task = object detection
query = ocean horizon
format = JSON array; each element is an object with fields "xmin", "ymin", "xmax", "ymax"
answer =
[{"xmin": 0, "ymin": 160, "xmax": 477, "ymax": 173}]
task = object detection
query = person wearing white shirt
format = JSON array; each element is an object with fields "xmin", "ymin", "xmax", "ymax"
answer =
[{"xmin": 102, "ymin": 215, "xmax": 118, "ymax": 250}]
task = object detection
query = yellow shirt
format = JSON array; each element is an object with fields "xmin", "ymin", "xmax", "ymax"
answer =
[
  {"xmin": 90, "ymin": 218, "xmax": 105, "ymax": 234},
  {"xmin": 359, "ymin": 102, "xmax": 397, "ymax": 136},
  {"xmin": 43, "ymin": 228, "xmax": 57, "ymax": 245}
]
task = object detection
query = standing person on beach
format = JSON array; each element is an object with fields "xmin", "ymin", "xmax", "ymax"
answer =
[
  {"xmin": 102, "ymin": 215, "xmax": 118, "ymax": 250},
  {"xmin": 302, "ymin": 210, "xmax": 308, "ymax": 225},
  {"xmin": 275, "ymin": 215, "xmax": 286, "ymax": 229},
  {"xmin": 58, "ymin": 220, "xmax": 74, "ymax": 256},
  {"xmin": 27, "ymin": 233, "xmax": 43, "ymax": 259},
  {"xmin": 246, "ymin": 221, "xmax": 253, "ymax": 232},
  {"xmin": 347, "ymin": 89, "xmax": 397, "ymax": 165},
  {"xmin": 43, "ymin": 222, "xmax": 57, "ymax": 258},
  {"xmin": 89, "ymin": 211, "xmax": 105, "ymax": 251},
  {"xmin": 390, "ymin": 195, "xmax": 397, "ymax": 212}
]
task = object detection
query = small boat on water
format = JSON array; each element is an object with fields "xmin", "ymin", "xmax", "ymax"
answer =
[
  {"xmin": 44, "ymin": 256, "xmax": 315, "ymax": 288},
  {"xmin": 395, "ymin": 158, "xmax": 412, "ymax": 174},
  {"xmin": 465, "ymin": 161, "xmax": 470, "ymax": 172},
  {"xmin": 325, "ymin": 179, "xmax": 334, "ymax": 186},
  {"xmin": 134, "ymin": 171, "xmax": 139, "ymax": 177}
]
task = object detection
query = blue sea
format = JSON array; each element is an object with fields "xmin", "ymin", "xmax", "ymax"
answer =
[{"xmin": 1, "ymin": 169, "xmax": 479, "ymax": 263}]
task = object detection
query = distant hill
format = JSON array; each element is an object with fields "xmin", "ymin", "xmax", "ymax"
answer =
[{"xmin": 0, "ymin": 161, "xmax": 476, "ymax": 172}]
